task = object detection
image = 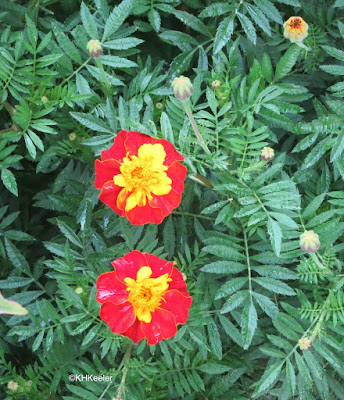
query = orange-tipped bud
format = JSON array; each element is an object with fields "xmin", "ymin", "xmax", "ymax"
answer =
[
  {"xmin": 86, "ymin": 40, "xmax": 103, "ymax": 58},
  {"xmin": 211, "ymin": 80, "xmax": 221, "ymax": 88},
  {"xmin": 300, "ymin": 230, "xmax": 320, "ymax": 254},
  {"xmin": 298, "ymin": 337, "xmax": 312, "ymax": 350},
  {"xmin": 260, "ymin": 147, "xmax": 275, "ymax": 162},
  {"xmin": 172, "ymin": 76, "xmax": 193, "ymax": 102}
]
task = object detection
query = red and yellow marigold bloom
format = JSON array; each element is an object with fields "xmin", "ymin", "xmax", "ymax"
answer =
[
  {"xmin": 96, "ymin": 251, "xmax": 192, "ymax": 345},
  {"xmin": 284, "ymin": 16, "xmax": 308, "ymax": 43},
  {"xmin": 94, "ymin": 130, "xmax": 187, "ymax": 225}
]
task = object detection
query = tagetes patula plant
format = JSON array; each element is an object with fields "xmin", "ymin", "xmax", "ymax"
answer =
[
  {"xmin": 284, "ymin": 16, "xmax": 308, "ymax": 43},
  {"xmin": 96, "ymin": 251, "xmax": 192, "ymax": 345},
  {"xmin": 94, "ymin": 130, "xmax": 187, "ymax": 225}
]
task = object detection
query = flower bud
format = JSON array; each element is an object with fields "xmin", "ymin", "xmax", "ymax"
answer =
[
  {"xmin": 284, "ymin": 16, "xmax": 308, "ymax": 43},
  {"xmin": 260, "ymin": 147, "xmax": 275, "ymax": 162},
  {"xmin": 7, "ymin": 381, "xmax": 19, "ymax": 391},
  {"xmin": 86, "ymin": 40, "xmax": 103, "ymax": 58},
  {"xmin": 171, "ymin": 76, "xmax": 193, "ymax": 102},
  {"xmin": 75, "ymin": 287, "xmax": 83, "ymax": 294},
  {"xmin": 300, "ymin": 230, "xmax": 320, "ymax": 254},
  {"xmin": 26, "ymin": 380, "xmax": 32, "ymax": 387},
  {"xmin": 41, "ymin": 96, "xmax": 49, "ymax": 104},
  {"xmin": 298, "ymin": 336, "xmax": 312, "ymax": 351},
  {"xmin": 69, "ymin": 133, "xmax": 76, "ymax": 141},
  {"xmin": 211, "ymin": 80, "xmax": 221, "ymax": 88},
  {"xmin": 155, "ymin": 102, "xmax": 163, "ymax": 110}
]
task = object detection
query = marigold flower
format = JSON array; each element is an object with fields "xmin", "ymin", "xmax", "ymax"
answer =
[
  {"xmin": 300, "ymin": 230, "xmax": 320, "ymax": 254},
  {"xmin": 86, "ymin": 39, "xmax": 103, "ymax": 58},
  {"xmin": 260, "ymin": 147, "xmax": 275, "ymax": 162},
  {"xmin": 298, "ymin": 336, "xmax": 312, "ymax": 350},
  {"xmin": 96, "ymin": 251, "xmax": 192, "ymax": 345},
  {"xmin": 172, "ymin": 76, "xmax": 193, "ymax": 102},
  {"xmin": 95, "ymin": 130, "xmax": 187, "ymax": 225},
  {"xmin": 284, "ymin": 16, "xmax": 308, "ymax": 43}
]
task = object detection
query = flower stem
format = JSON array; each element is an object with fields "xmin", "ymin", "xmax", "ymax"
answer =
[
  {"xmin": 183, "ymin": 102, "xmax": 211, "ymax": 155},
  {"xmin": 95, "ymin": 59, "xmax": 111, "ymax": 97},
  {"xmin": 115, "ymin": 342, "xmax": 133, "ymax": 399}
]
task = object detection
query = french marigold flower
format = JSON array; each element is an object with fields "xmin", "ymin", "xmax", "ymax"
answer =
[
  {"xmin": 96, "ymin": 251, "xmax": 192, "ymax": 345},
  {"xmin": 172, "ymin": 76, "xmax": 193, "ymax": 102},
  {"xmin": 95, "ymin": 130, "xmax": 187, "ymax": 225},
  {"xmin": 86, "ymin": 39, "xmax": 103, "ymax": 58},
  {"xmin": 298, "ymin": 336, "xmax": 312, "ymax": 350},
  {"xmin": 284, "ymin": 16, "xmax": 308, "ymax": 43},
  {"xmin": 300, "ymin": 230, "xmax": 320, "ymax": 254},
  {"xmin": 260, "ymin": 147, "xmax": 275, "ymax": 162}
]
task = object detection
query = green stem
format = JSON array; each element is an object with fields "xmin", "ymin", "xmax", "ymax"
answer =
[
  {"xmin": 61, "ymin": 58, "xmax": 91, "ymax": 86},
  {"xmin": 95, "ymin": 59, "xmax": 111, "ymax": 97},
  {"xmin": 183, "ymin": 102, "xmax": 211, "ymax": 155},
  {"xmin": 115, "ymin": 342, "xmax": 133, "ymax": 400},
  {"xmin": 242, "ymin": 225, "xmax": 253, "ymax": 295}
]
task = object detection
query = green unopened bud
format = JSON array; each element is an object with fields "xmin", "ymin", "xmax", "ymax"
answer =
[
  {"xmin": 41, "ymin": 96, "xmax": 49, "ymax": 104},
  {"xmin": 7, "ymin": 381, "xmax": 18, "ymax": 391},
  {"xmin": 155, "ymin": 102, "xmax": 163, "ymax": 109},
  {"xmin": 298, "ymin": 336, "xmax": 312, "ymax": 350},
  {"xmin": 75, "ymin": 287, "xmax": 83, "ymax": 294},
  {"xmin": 260, "ymin": 147, "xmax": 275, "ymax": 162},
  {"xmin": 172, "ymin": 76, "xmax": 193, "ymax": 102},
  {"xmin": 26, "ymin": 380, "xmax": 32, "ymax": 387},
  {"xmin": 211, "ymin": 80, "xmax": 221, "ymax": 88},
  {"xmin": 69, "ymin": 133, "xmax": 76, "ymax": 141},
  {"xmin": 86, "ymin": 40, "xmax": 103, "ymax": 58},
  {"xmin": 300, "ymin": 230, "xmax": 320, "ymax": 254}
]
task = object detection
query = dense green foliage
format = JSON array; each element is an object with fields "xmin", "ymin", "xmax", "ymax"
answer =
[{"xmin": 1, "ymin": 0, "xmax": 344, "ymax": 398}]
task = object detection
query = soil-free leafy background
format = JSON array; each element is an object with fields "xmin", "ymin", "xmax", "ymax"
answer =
[{"xmin": 1, "ymin": 0, "xmax": 344, "ymax": 399}]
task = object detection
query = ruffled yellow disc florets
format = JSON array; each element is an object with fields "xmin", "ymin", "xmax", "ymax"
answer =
[
  {"xmin": 125, "ymin": 266, "xmax": 172, "ymax": 323},
  {"xmin": 114, "ymin": 143, "xmax": 172, "ymax": 212}
]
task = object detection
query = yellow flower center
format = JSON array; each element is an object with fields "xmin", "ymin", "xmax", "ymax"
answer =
[
  {"xmin": 114, "ymin": 143, "xmax": 172, "ymax": 212},
  {"xmin": 290, "ymin": 18, "xmax": 302, "ymax": 30},
  {"xmin": 124, "ymin": 266, "xmax": 172, "ymax": 323}
]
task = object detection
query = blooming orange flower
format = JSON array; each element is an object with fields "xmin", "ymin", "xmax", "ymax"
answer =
[
  {"xmin": 96, "ymin": 251, "xmax": 192, "ymax": 345},
  {"xmin": 95, "ymin": 130, "xmax": 187, "ymax": 225},
  {"xmin": 283, "ymin": 16, "xmax": 308, "ymax": 43}
]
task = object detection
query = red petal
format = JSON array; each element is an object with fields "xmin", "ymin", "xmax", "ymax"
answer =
[
  {"xmin": 161, "ymin": 290, "xmax": 192, "ymax": 324},
  {"xmin": 94, "ymin": 159, "xmax": 121, "ymax": 189},
  {"xmin": 96, "ymin": 272, "xmax": 128, "ymax": 304},
  {"xmin": 112, "ymin": 250, "xmax": 148, "ymax": 283},
  {"xmin": 141, "ymin": 308, "xmax": 177, "ymax": 345},
  {"xmin": 124, "ymin": 131, "xmax": 155, "ymax": 156},
  {"xmin": 125, "ymin": 202, "xmax": 165, "ymax": 225},
  {"xmin": 149, "ymin": 189, "xmax": 181, "ymax": 217},
  {"xmin": 144, "ymin": 254, "xmax": 174, "ymax": 278},
  {"xmin": 167, "ymin": 162, "xmax": 187, "ymax": 194},
  {"xmin": 99, "ymin": 302, "xmax": 135, "ymax": 334},
  {"xmin": 101, "ymin": 130, "xmax": 128, "ymax": 162},
  {"xmin": 122, "ymin": 319, "xmax": 145, "ymax": 343},
  {"xmin": 99, "ymin": 181, "xmax": 125, "ymax": 216},
  {"xmin": 156, "ymin": 139, "xmax": 184, "ymax": 166},
  {"xmin": 168, "ymin": 268, "xmax": 189, "ymax": 297}
]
